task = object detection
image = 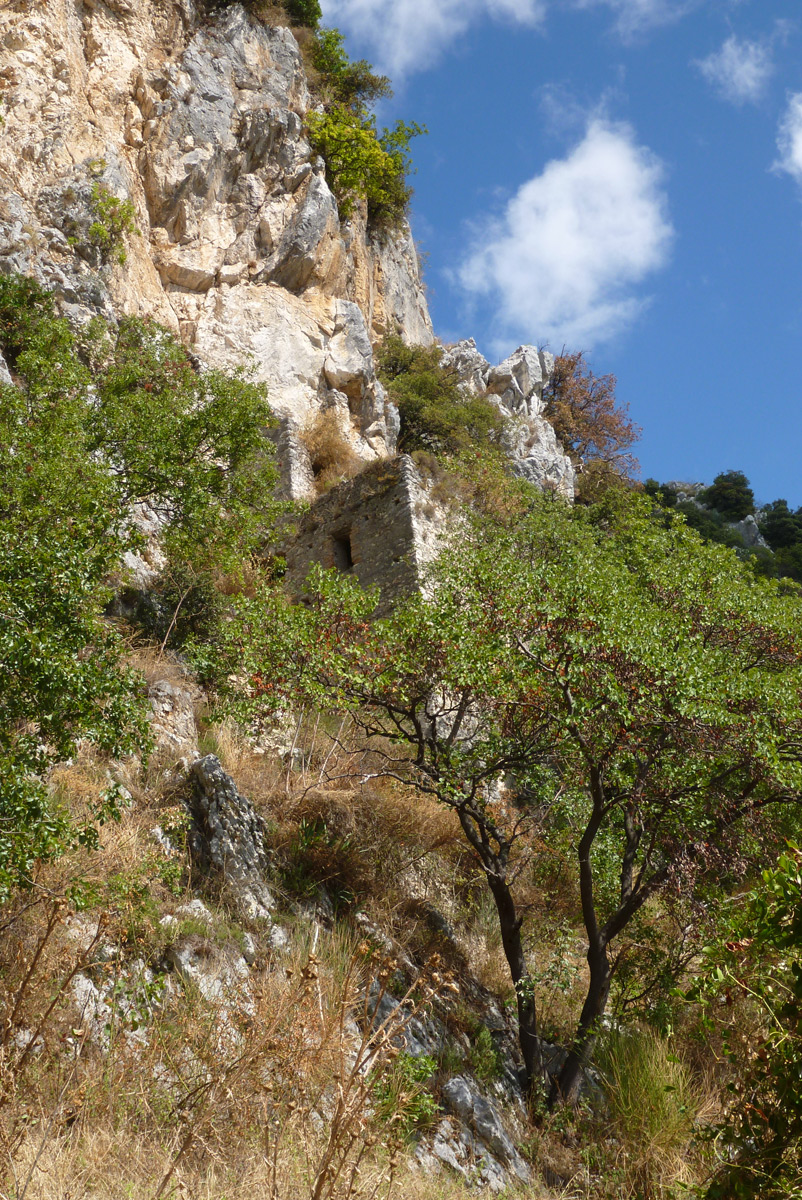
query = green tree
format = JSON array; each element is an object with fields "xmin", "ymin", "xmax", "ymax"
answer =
[
  {"xmin": 377, "ymin": 336, "xmax": 503, "ymax": 456},
  {"xmin": 306, "ymin": 105, "xmax": 424, "ymax": 224},
  {"xmin": 700, "ymin": 470, "xmax": 755, "ymax": 522},
  {"xmin": 220, "ymin": 491, "xmax": 802, "ymax": 1103},
  {"xmin": 283, "ymin": 0, "xmax": 321, "ymax": 27},
  {"xmin": 693, "ymin": 845, "xmax": 802, "ymax": 1199},
  {"xmin": 311, "ymin": 29, "xmax": 391, "ymax": 108},
  {"xmin": 0, "ymin": 276, "xmax": 279, "ymax": 895},
  {"xmin": 761, "ymin": 498, "xmax": 802, "ymax": 551}
]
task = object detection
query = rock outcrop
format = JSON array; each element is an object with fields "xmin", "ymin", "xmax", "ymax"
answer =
[
  {"xmin": 443, "ymin": 339, "xmax": 575, "ymax": 497},
  {"xmin": 0, "ymin": 0, "xmax": 431, "ymax": 498},
  {"xmin": 0, "ymin": 0, "xmax": 575, "ymax": 506},
  {"xmin": 188, "ymin": 754, "xmax": 276, "ymax": 920}
]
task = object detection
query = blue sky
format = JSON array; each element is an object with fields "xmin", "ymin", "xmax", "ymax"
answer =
[{"xmin": 319, "ymin": 0, "xmax": 802, "ymax": 506}]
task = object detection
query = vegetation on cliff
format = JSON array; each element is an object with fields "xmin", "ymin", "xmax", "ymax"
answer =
[
  {"xmin": 0, "ymin": 275, "xmax": 278, "ymax": 896},
  {"xmin": 2, "ymin": 245, "xmax": 802, "ymax": 1198},
  {"xmin": 218, "ymin": 487, "xmax": 802, "ymax": 1112}
]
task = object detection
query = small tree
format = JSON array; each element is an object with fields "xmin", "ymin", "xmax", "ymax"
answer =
[
  {"xmin": 693, "ymin": 845, "xmax": 802, "ymax": 1199},
  {"xmin": 700, "ymin": 470, "xmax": 755, "ymax": 522},
  {"xmin": 377, "ymin": 336, "xmax": 503, "ymax": 456},
  {"xmin": 0, "ymin": 276, "xmax": 279, "ymax": 894},
  {"xmin": 222, "ymin": 491, "xmax": 802, "ymax": 1104},
  {"xmin": 543, "ymin": 351, "xmax": 640, "ymax": 499}
]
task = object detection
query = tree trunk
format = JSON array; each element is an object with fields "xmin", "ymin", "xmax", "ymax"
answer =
[
  {"xmin": 485, "ymin": 872, "xmax": 542, "ymax": 1092},
  {"xmin": 550, "ymin": 938, "xmax": 611, "ymax": 1106}
]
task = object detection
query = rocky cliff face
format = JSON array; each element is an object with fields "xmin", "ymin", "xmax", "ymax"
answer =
[{"xmin": 0, "ymin": 0, "xmax": 571, "ymax": 501}]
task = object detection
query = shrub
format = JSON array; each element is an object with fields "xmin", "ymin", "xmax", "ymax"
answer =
[
  {"xmin": 306, "ymin": 105, "xmax": 423, "ymax": 225},
  {"xmin": 693, "ymin": 845, "xmax": 802, "ymax": 1200},
  {"xmin": 372, "ymin": 1052, "xmax": 439, "ymax": 1135},
  {"xmin": 378, "ymin": 336, "xmax": 503, "ymax": 456},
  {"xmin": 304, "ymin": 27, "xmax": 423, "ymax": 228},
  {"xmin": 0, "ymin": 275, "xmax": 280, "ymax": 895},
  {"xmin": 299, "ymin": 408, "xmax": 362, "ymax": 493},
  {"xmin": 543, "ymin": 351, "xmax": 640, "ymax": 500},
  {"xmin": 595, "ymin": 1029, "xmax": 703, "ymax": 1197},
  {"xmin": 283, "ymin": 0, "xmax": 321, "ymax": 26},
  {"xmin": 761, "ymin": 498, "xmax": 802, "ymax": 551},
  {"xmin": 699, "ymin": 470, "xmax": 755, "ymax": 522},
  {"xmin": 467, "ymin": 1025, "xmax": 503, "ymax": 1083},
  {"xmin": 87, "ymin": 182, "xmax": 138, "ymax": 265},
  {"xmin": 312, "ymin": 28, "xmax": 391, "ymax": 107}
]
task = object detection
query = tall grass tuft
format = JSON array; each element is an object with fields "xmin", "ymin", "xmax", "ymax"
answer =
[{"xmin": 594, "ymin": 1027, "xmax": 707, "ymax": 1198}]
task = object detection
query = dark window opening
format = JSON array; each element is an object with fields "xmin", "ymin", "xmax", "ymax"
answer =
[{"xmin": 331, "ymin": 530, "xmax": 354, "ymax": 572}]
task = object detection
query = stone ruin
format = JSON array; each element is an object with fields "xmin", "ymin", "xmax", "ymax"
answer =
[
  {"xmin": 282, "ymin": 454, "xmax": 447, "ymax": 613},
  {"xmin": 281, "ymin": 342, "xmax": 576, "ymax": 610}
]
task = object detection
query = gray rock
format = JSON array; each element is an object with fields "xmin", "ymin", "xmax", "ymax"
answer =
[
  {"xmin": 166, "ymin": 935, "xmax": 250, "ymax": 1005},
  {"xmin": 441, "ymin": 338, "xmax": 491, "ymax": 393},
  {"xmin": 442, "ymin": 339, "xmax": 574, "ymax": 499},
  {"xmin": 441, "ymin": 1075, "xmax": 531, "ymax": 1183},
  {"xmin": 735, "ymin": 513, "xmax": 769, "ymax": 549},
  {"xmin": 486, "ymin": 344, "xmax": 552, "ymax": 417},
  {"xmin": 188, "ymin": 755, "xmax": 275, "ymax": 920},
  {"xmin": 268, "ymin": 924, "xmax": 290, "ymax": 952},
  {"xmin": 268, "ymin": 174, "xmax": 342, "ymax": 293},
  {"xmin": 148, "ymin": 679, "xmax": 199, "ymax": 760}
]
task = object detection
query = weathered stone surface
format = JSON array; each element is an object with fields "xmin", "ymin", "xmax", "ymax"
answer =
[
  {"xmin": 364, "ymin": 223, "xmax": 434, "ymax": 346},
  {"xmin": 282, "ymin": 455, "xmax": 448, "ymax": 614},
  {"xmin": 440, "ymin": 337, "xmax": 491, "ymax": 393},
  {"xmin": 486, "ymin": 344, "xmax": 554, "ymax": 417},
  {"xmin": 443, "ymin": 338, "xmax": 574, "ymax": 498},
  {"xmin": 148, "ymin": 680, "xmax": 199, "ymax": 760},
  {"xmin": 0, "ymin": 0, "xmax": 432, "ymax": 485},
  {"xmin": 166, "ymin": 935, "xmax": 250, "ymax": 1005},
  {"xmin": 441, "ymin": 1075, "xmax": 531, "ymax": 1183},
  {"xmin": 503, "ymin": 413, "xmax": 576, "ymax": 496},
  {"xmin": 188, "ymin": 755, "xmax": 275, "ymax": 920},
  {"xmin": 735, "ymin": 513, "xmax": 769, "ymax": 549}
]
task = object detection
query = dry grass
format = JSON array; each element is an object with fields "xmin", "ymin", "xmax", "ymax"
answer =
[
  {"xmin": 8, "ymin": 1129, "xmax": 514, "ymax": 1200},
  {"xmin": 0, "ymin": 883, "xmax": 509, "ymax": 1200},
  {"xmin": 300, "ymin": 410, "xmax": 363, "ymax": 495},
  {"xmin": 124, "ymin": 642, "xmax": 192, "ymax": 690}
]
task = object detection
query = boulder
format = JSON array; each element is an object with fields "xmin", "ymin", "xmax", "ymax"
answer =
[{"xmin": 188, "ymin": 755, "xmax": 276, "ymax": 921}]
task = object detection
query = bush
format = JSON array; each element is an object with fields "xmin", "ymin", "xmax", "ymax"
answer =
[
  {"xmin": 312, "ymin": 28, "xmax": 391, "ymax": 108},
  {"xmin": 0, "ymin": 274, "xmax": 280, "ymax": 895},
  {"xmin": 87, "ymin": 182, "xmax": 138, "ymax": 265},
  {"xmin": 699, "ymin": 470, "xmax": 755, "ymax": 522},
  {"xmin": 543, "ymin": 351, "xmax": 640, "ymax": 499},
  {"xmin": 595, "ymin": 1029, "xmax": 702, "ymax": 1197},
  {"xmin": 372, "ymin": 1052, "xmax": 438, "ymax": 1136},
  {"xmin": 377, "ymin": 336, "xmax": 503, "ymax": 456},
  {"xmin": 283, "ymin": 0, "xmax": 321, "ymax": 26},
  {"xmin": 304, "ymin": 26, "xmax": 423, "ymax": 227},
  {"xmin": 306, "ymin": 105, "xmax": 423, "ymax": 225},
  {"xmin": 299, "ymin": 408, "xmax": 362, "ymax": 493},
  {"xmin": 761, "ymin": 498, "xmax": 802, "ymax": 551}
]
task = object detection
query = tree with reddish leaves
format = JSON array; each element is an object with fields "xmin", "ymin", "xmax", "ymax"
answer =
[{"xmin": 543, "ymin": 351, "xmax": 640, "ymax": 499}]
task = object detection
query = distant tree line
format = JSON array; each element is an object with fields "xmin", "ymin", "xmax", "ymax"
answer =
[{"xmin": 645, "ymin": 470, "xmax": 802, "ymax": 583}]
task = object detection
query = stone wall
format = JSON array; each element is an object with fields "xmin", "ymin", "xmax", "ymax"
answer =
[{"xmin": 282, "ymin": 455, "xmax": 445, "ymax": 613}]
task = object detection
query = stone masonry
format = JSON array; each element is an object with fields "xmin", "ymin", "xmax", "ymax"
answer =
[{"xmin": 282, "ymin": 455, "xmax": 445, "ymax": 614}]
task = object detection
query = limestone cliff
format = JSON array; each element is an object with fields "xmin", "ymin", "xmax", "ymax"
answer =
[{"xmin": 0, "ymin": 0, "xmax": 572, "ymax": 502}]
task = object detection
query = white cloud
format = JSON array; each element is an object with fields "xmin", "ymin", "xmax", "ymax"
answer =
[
  {"xmin": 696, "ymin": 35, "xmax": 774, "ymax": 105},
  {"xmin": 457, "ymin": 119, "xmax": 673, "ymax": 349},
  {"xmin": 319, "ymin": 0, "xmax": 699, "ymax": 77},
  {"xmin": 319, "ymin": 0, "xmax": 545, "ymax": 76},
  {"xmin": 571, "ymin": 0, "xmax": 695, "ymax": 39},
  {"xmin": 776, "ymin": 93, "xmax": 802, "ymax": 186}
]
